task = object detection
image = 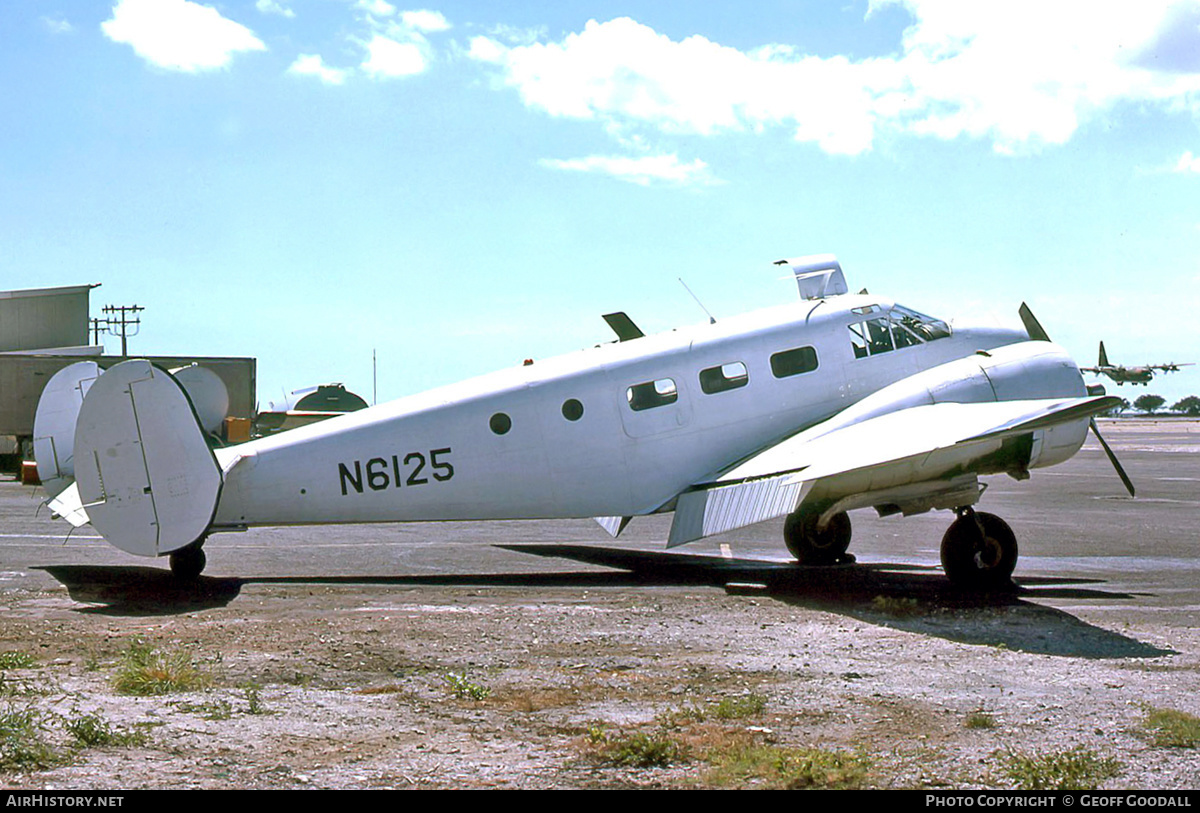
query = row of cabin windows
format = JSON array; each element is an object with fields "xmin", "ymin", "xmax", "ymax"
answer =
[
  {"xmin": 487, "ymin": 344, "xmax": 821, "ymax": 432},
  {"xmin": 627, "ymin": 345, "xmax": 818, "ymax": 412}
]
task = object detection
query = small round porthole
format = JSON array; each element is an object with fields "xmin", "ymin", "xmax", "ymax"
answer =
[
  {"xmin": 561, "ymin": 398, "xmax": 584, "ymax": 421},
  {"xmin": 490, "ymin": 412, "xmax": 512, "ymax": 435}
]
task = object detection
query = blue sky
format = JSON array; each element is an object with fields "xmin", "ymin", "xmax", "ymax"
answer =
[{"xmin": 3, "ymin": 0, "xmax": 1199, "ymax": 408}]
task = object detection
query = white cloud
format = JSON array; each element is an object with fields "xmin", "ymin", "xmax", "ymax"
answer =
[
  {"xmin": 356, "ymin": 0, "xmax": 396, "ymax": 16},
  {"xmin": 357, "ymin": 10, "xmax": 451, "ymax": 79},
  {"xmin": 256, "ymin": 0, "xmax": 294, "ymax": 18},
  {"xmin": 400, "ymin": 10, "xmax": 450, "ymax": 33},
  {"xmin": 288, "ymin": 54, "xmax": 350, "ymax": 85},
  {"xmin": 362, "ymin": 34, "xmax": 427, "ymax": 78},
  {"xmin": 539, "ymin": 154, "xmax": 717, "ymax": 187},
  {"xmin": 102, "ymin": 0, "xmax": 265, "ymax": 72},
  {"xmin": 1175, "ymin": 151, "xmax": 1200, "ymax": 173},
  {"xmin": 470, "ymin": 3, "xmax": 1200, "ymax": 157},
  {"xmin": 41, "ymin": 16, "xmax": 74, "ymax": 35}
]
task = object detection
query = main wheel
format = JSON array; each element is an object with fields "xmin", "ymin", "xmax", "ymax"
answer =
[
  {"xmin": 940, "ymin": 511, "xmax": 1017, "ymax": 590},
  {"xmin": 784, "ymin": 509, "xmax": 851, "ymax": 565},
  {"xmin": 169, "ymin": 544, "xmax": 207, "ymax": 581}
]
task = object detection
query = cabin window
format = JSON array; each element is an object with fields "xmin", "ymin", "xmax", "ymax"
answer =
[
  {"xmin": 561, "ymin": 398, "xmax": 584, "ymax": 421},
  {"xmin": 489, "ymin": 412, "xmax": 512, "ymax": 435},
  {"xmin": 699, "ymin": 361, "xmax": 749, "ymax": 394},
  {"xmin": 770, "ymin": 346, "xmax": 819, "ymax": 378},
  {"xmin": 627, "ymin": 378, "xmax": 678, "ymax": 411}
]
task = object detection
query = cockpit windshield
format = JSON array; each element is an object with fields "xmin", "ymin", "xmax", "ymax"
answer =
[
  {"xmin": 890, "ymin": 305, "xmax": 951, "ymax": 342},
  {"xmin": 848, "ymin": 304, "xmax": 951, "ymax": 359}
]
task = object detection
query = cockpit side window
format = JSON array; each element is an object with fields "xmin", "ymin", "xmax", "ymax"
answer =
[{"xmin": 849, "ymin": 316, "xmax": 895, "ymax": 358}]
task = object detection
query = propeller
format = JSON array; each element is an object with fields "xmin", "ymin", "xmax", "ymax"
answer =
[
  {"xmin": 1089, "ymin": 418, "xmax": 1136, "ymax": 497},
  {"xmin": 1020, "ymin": 303, "xmax": 1135, "ymax": 496}
]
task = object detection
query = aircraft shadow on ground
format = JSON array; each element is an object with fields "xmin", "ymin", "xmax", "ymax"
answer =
[{"xmin": 38, "ymin": 545, "xmax": 1171, "ymax": 660}]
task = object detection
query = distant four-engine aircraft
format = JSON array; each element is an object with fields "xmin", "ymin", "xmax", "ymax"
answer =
[
  {"xmin": 1080, "ymin": 341, "xmax": 1193, "ymax": 386},
  {"xmin": 33, "ymin": 255, "xmax": 1134, "ymax": 590}
]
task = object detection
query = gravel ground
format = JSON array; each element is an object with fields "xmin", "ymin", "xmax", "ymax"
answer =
[{"xmin": 1, "ymin": 419, "xmax": 1198, "ymax": 790}]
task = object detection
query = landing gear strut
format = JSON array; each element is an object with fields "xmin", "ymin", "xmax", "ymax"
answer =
[
  {"xmin": 940, "ymin": 508, "xmax": 1017, "ymax": 590},
  {"xmin": 783, "ymin": 508, "xmax": 852, "ymax": 565},
  {"xmin": 169, "ymin": 541, "xmax": 207, "ymax": 581}
]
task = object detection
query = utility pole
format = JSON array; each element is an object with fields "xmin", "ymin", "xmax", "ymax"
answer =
[
  {"xmin": 102, "ymin": 304, "xmax": 144, "ymax": 356},
  {"xmin": 89, "ymin": 317, "xmax": 109, "ymax": 346}
]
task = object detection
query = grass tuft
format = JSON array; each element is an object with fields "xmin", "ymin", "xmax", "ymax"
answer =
[
  {"xmin": 112, "ymin": 642, "xmax": 212, "ymax": 696},
  {"xmin": 1140, "ymin": 707, "xmax": 1200, "ymax": 748},
  {"xmin": 65, "ymin": 712, "xmax": 146, "ymax": 748},
  {"xmin": 707, "ymin": 745, "xmax": 870, "ymax": 789},
  {"xmin": 870, "ymin": 596, "xmax": 922, "ymax": 617},
  {"xmin": 1001, "ymin": 747, "xmax": 1120, "ymax": 790},
  {"xmin": 714, "ymin": 693, "xmax": 767, "ymax": 720},
  {"xmin": 0, "ymin": 707, "xmax": 65, "ymax": 770},
  {"xmin": 965, "ymin": 710, "xmax": 996, "ymax": 730},
  {"xmin": 594, "ymin": 729, "xmax": 689, "ymax": 768}
]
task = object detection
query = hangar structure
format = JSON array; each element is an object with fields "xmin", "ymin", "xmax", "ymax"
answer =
[{"xmin": 0, "ymin": 283, "xmax": 256, "ymax": 465}]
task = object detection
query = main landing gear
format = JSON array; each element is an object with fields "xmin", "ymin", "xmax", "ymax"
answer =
[
  {"xmin": 783, "ymin": 507, "xmax": 853, "ymax": 565},
  {"xmin": 168, "ymin": 540, "xmax": 207, "ymax": 581},
  {"xmin": 782, "ymin": 505, "xmax": 1018, "ymax": 591},
  {"xmin": 939, "ymin": 508, "xmax": 1018, "ymax": 591}
]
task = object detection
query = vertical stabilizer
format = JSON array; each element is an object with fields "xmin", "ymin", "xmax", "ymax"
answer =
[
  {"xmin": 73, "ymin": 360, "xmax": 223, "ymax": 557},
  {"xmin": 1098, "ymin": 342, "xmax": 1109, "ymax": 367}
]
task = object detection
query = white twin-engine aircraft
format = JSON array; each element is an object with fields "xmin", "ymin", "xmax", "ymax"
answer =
[{"xmin": 34, "ymin": 255, "xmax": 1132, "ymax": 590}]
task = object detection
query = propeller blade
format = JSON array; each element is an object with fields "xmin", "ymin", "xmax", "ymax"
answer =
[
  {"xmin": 1019, "ymin": 302, "xmax": 1051, "ymax": 342},
  {"xmin": 1090, "ymin": 418, "xmax": 1135, "ymax": 497}
]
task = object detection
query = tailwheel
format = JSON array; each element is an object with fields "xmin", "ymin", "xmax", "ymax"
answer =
[
  {"xmin": 784, "ymin": 508, "xmax": 852, "ymax": 565},
  {"xmin": 169, "ymin": 542, "xmax": 207, "ymax": 581},
  {"xmin": 940, "ymin": 509, "xmax": 1018, "ymax": 591}
]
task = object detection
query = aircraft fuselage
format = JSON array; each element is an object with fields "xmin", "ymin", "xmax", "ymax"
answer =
[{"xmin": 211, "ymin": 296, "xmax": 1035, "ymax": 529}]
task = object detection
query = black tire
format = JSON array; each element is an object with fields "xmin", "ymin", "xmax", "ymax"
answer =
[
  {"xmin": 940, "ymin": 511, "xmax": 1018, "ymax": 590},
  {"xmin": 169, "ymin": 545, "xmax": 207, "ymax": 581},
  {"xmin": 784, "ymin": 509, "xmax": 852, "ymax": 565}
]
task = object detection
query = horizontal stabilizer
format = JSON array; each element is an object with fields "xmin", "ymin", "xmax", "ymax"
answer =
[{"xmin": 46, "ymin": 482, "xmax": 91, "ymax": 528}]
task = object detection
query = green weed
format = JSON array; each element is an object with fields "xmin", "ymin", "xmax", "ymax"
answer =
[
  {"xmin": 444, "ymin": 672, "xmax": 491, "ymax": 701},
  {"xmin": 243, "ymin": 684, "xmax": 270, "ymax": 715},
  {"xmin": 0, "ymin": 707, "xmax": 65, "ymax": 770},
  {"xmin": 0, "ymin": 652, "xmax": 35, "ymax": 670}
]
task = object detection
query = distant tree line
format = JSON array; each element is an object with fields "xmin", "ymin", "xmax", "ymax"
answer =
[{"xmin": 1104, "ymin": 395, "xmax": 1200, "ymax": 416}]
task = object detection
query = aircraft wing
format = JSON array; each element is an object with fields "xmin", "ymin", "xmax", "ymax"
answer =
[{"xmin": 667, "ymin": 395, "xmax": 1119, "ymax": 547}]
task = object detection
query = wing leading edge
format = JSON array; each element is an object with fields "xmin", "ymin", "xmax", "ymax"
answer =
[{"xmin": 667, "ymin": 395, "xmax": 1120, "ymax": 547}]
